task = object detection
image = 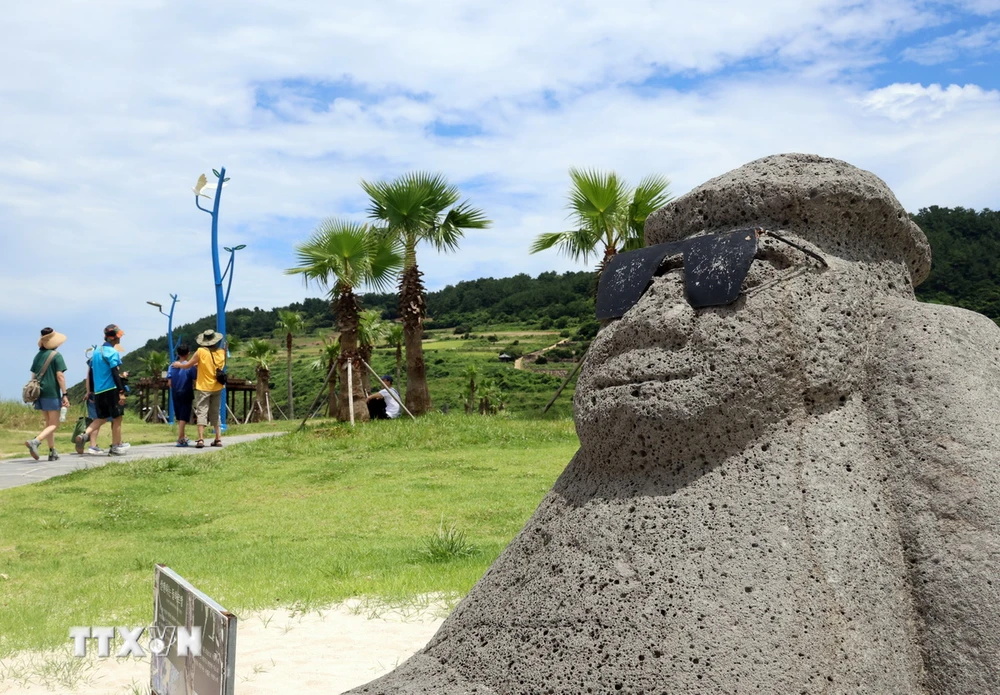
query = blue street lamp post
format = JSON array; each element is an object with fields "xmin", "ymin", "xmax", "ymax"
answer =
[
  {"xmin": 193, "ymin": 167, "xmax": 244, "ymax": 430},
  {"xmin": 146, "ymin": 295, "xmax": 179, "ymax": 424}
]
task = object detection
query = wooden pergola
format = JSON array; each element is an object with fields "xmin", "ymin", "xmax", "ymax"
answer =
[{"xmin": 135, "ymin": 376, "xmax": 258, "ymax": 424}]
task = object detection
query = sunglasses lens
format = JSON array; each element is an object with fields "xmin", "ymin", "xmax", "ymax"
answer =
[
  {"xmin": 682, "ymin": 231, "xmax": 757, "ymax": 309},
  {"xmin": 596, "ymin": 241, "xmax": 685, "ymax": 320}
]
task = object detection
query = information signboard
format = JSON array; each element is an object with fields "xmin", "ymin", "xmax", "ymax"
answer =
[{"xmin": 151, "ymin": 565, "xmax": 237, "ymax": 695}]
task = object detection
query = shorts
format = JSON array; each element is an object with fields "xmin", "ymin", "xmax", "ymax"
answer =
[
  {"xmin": 34, "ymin": 397, "xmax": 61, "ymax": 412},
  {"xmin": 173, "ymin": 391, "xmax": 194, "ymax": 423},
  {"xmin": 86, "ymin": 396, "xmax": 98, "ymax": 420},
  {"xmin": 94, "ymin": 390, "xmax": 125, "ymax": 420},
  {"xmin": 193, "ymin": 390, "xmax": 222, "ymax": 427}
]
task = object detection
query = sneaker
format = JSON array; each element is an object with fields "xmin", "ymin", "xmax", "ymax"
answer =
[
  {"xmin": 47, "ymin": 450, "xmax": 60, "ymax": 461},
  {"xmin": 119, "ymin": 442, "xmax": 131, "ymax": 449},
  {"xmin": 25, "ymin": 439, "xmax": 40, "ymax": 461},
  {"xmin": 86, "ymin": 446, "xmax": 105, "ymax": 455},
  {"xmin": 74, "ymin": 433, "xmax": 86, "ymax": 455},
  {"xmin": 175, "ymin": 439, "xmax": 189, "ymax": 448},
  {"xmin": 109, "ymin": 444, "xmax": 127, "ymax": 456}
]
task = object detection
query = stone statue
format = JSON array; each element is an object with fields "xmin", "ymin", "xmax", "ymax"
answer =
[{"xmin": 349, "ymin": 154, "xmax": 1000, "ymax": 694}]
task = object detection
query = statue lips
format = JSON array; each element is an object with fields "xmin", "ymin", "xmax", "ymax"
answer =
[{"xmin": 586, "ymin": 349, "xmax": 699, "ymax": 391}]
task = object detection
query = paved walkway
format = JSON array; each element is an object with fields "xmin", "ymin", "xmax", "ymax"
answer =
[{"xmin": 0, "ymin": 433, "xmax": 281, "ymax": 491}]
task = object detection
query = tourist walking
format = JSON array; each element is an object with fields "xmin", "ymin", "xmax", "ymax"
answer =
[
  {"xmin": 24, "ymin": 327, "xmax": 69, "ymax": 461},
  {"xmin": 167, "ymin": 343, "xmax": 197, "ymax": 446},
  {"xmin": 75, "ymin": 325, "xmax": 129, "ymax": 456},
  {"xmin": 171, "ymin": 329, "xmax": 226, "ymax": 448}
]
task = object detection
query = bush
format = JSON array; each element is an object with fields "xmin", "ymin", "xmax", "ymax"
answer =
[
  {"xmin": 553, "ymin": 317, "xmax": 569, "ymax": 329},
  {"xmin": 535, "ymin": 355, "xmax": 549, "ymax": 365},
  {"xmin": 487, "ymin": 335, "xmax": 498, "ymax": 343},
  {"xmin": 558, "ymin": 330, "xmax": 571, "ymax": 338},
  {"xmin": 548, "ymin": 347, "xmax": 574, "ymax": 360},
  {"xmin": 539, "ymin": 317, "xmax": 553, "ymax": 330},
  {"xmin": 454, "ymin": 325, "xmax": 471, "ymax": 335},
  {"xmin": 575, "ymin": 320, "xmax": 599, "ymax": 340}
]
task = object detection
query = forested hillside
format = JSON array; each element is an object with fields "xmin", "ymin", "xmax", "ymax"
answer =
[{"xmin": 912, "ymin": 206, "xmax": 1000, "ymax": 322}]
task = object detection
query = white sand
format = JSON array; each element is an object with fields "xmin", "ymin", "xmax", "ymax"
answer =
[{"xmin": 0, "ymin": 598, "xmax": 449, "ymax": 695}]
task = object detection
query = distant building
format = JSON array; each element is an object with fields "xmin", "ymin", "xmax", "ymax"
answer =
[{"xmin": 498, "ymin": 353, "xmax": 514, "ymax": 362}]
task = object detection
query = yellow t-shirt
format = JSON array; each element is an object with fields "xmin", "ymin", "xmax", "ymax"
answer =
[{"xmin": 195, "ymin": 347, "xmax": 226, "ymax": 392}]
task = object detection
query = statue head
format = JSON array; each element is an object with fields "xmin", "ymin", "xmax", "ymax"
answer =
[{"xmin": 574, "ymin": 153, "xmax": 932, "ymax": 459}]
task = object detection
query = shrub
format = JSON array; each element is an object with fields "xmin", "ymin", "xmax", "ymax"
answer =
[
  {"xmin": 539, "ymin": 317, "xmax": 553, "ymax": 329},
  {"xmin": 535, "ymin": 355, "xmax": 549, "ymax": 365},
  {"xmin": 487, "ymin": 335, "xmax": 498, "ymax": 343},
  {"xmin": 553, "ymin": 317, "xmax": 569, "ymax": 329},
  {"xmin": 454, "ymin": 325, "xmax": 471, "ymax": 335},
  {"xmin": 558, "ymin": 330, "xmax": 571, "ymax": 338}
]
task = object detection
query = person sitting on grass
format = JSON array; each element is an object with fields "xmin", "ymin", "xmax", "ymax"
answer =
[
  {"xmin": 24, "ymin": 327, "xmax": 69, "ymax": 461},
  {"xmin": 170, "ymin": 329, "xmax": 226, "ymax": 449},
  {"xmin": 167, "ymin": 343, "xmax": 197, "ymax": 447},
  {"xmin": 366, "ymin": 374, "xmax": 401, "ymax": 420}
]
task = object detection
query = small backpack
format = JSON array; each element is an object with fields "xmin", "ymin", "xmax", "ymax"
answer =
[{"xmin": 23, "ymin": 350, "xmax": 58, "ymax": 403}]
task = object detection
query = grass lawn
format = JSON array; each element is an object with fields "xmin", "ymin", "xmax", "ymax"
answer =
[{"xmin": 0, "ymin": 414, "xmax": 578, "ymax": 655}]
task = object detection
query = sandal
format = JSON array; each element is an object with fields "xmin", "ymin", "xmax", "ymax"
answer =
[
  {"xmin": 195, "ymin": 439, "xmax": 205, "ymax": 449},
  {"xmin": 211, "ymin": 440, "xmax": 223, "ymax": 447}
]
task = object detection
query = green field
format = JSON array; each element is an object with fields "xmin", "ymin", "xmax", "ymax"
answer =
[{"xmin": 0, "ymin": 415, "xmax": 578, "ymax": 656}]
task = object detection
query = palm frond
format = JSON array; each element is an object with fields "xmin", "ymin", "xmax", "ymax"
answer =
[
  {"xmin": 243, "ymin": 338, "xmax": 277, "ymax": 369},
  {"xmin": 567, "ymin": 168, "xmax": 628, "ymax": 224},
  {"xmin": 529, "ymin": 229, "xmax": 600, "ymax": 262}
]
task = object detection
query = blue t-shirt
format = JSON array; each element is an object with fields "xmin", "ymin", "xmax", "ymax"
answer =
[
  {"xmin": 91, "ymin": 343, "xmax": 122, "ymax": 394},
  {"xmin": 167, "ymin": 364, "xmax": 196, "ymax": 397}
]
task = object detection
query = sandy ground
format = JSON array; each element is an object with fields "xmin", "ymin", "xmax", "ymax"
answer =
[{"xmin": 0, "ymin": 598, "xmax": 449, "ymax": 695}]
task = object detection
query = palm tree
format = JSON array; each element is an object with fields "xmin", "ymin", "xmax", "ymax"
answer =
[
  {"xmin": 357, "ymin": 309, "xmax": 389, "ymax": 394},
  {"xmin": 243, "ymin": 338, "xmax": 277, "ymax": 422},
  {"xmin": 286, "ymin": 219, "xmax": 402, "ymax": 423},
  {"xmin": 275, "ymin": 310, "xmax": 305, "ymax": 419},
  {"xmin": 362, "ymin": 172, "xmax": 491, "ymax": 415},
  {"xmin": 529, "ymin": 168, "xmax": 673, "ymax": 272},
  {"xmin": 386, "ymin": 323, "xmax": 404, "ymax": 386}
]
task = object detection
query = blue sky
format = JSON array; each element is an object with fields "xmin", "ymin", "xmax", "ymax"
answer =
[{"xmin": 1, "ymin": 0, "xmax": 999, "ymax": 400}]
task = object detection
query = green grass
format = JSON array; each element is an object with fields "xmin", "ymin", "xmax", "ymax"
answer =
[{"xmin": 0, "ymin": 414, "xmax": 578, "ymax": 655}]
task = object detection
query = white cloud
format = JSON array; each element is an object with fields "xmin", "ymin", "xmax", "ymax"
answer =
[
  {"xmin": 902, "ymin": 22, "xmax": 1000, "ymax": 63},
  {"xmin": 1, "ymin": 1, "xmax": 999, "ymax": 400}
]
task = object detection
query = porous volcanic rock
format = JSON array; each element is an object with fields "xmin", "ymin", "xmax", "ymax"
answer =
[{"xmin": 347, "ymin": 154, "xmax": 1000, "ymax": 694}]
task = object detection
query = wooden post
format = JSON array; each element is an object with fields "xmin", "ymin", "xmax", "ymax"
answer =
[
  {"xmin": 542, "ymin": 354, "xmax": 586, "ymax": 414},
  {"xmin": 347, "ymin": 360, "xmax": 355, "ymax": 426}
]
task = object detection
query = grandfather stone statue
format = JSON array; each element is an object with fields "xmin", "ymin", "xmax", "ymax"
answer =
[{"xmin": 349, "ymin": 154, "xmax": 1000, "ymax": 694}]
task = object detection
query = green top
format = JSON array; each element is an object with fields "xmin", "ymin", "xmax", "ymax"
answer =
[{"xmin": 30, "ymin": 349, "xmax": 67, "ymax": 399}]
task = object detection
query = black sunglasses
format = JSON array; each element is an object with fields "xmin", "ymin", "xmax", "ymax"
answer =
[{"xmin": 595, "ymin": 228, "xmax": 828, "ymax": 320}]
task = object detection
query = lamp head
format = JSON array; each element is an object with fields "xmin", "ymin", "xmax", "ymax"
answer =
[{"xmin": 146, "ymin": 301, "xmax": 162, "ymax": 309}]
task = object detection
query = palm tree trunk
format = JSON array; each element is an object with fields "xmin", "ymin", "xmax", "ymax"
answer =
[
  {"xmin": 400, "ymin": 264, "xmax": 431, "ymax": 415},
  {"xmin": 337, "ymin": 290, "xmax": 370, "ymax": 423},
  {"xmin": 359, "ymin": 345, "xmax": 373, "ymax": 394},
  {"xmin": 327, "ymin": 359, "xmax": 337, "ymax": 418},
  {"xmin": 286, "ymin": 332, "xmax": 294, "ymax": 419}
]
